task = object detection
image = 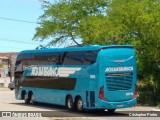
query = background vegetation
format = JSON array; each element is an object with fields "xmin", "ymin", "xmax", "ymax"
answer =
[{"xmin": 34, "ymin": 0, "xmax": 160, "ymax": 106}]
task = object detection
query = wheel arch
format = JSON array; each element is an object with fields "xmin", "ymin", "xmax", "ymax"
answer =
[
  {"xmin": 28, "ymin": 91, "xmax": 33, "ymax": 99},
  {"xmin": 65, "ymin": 94, "xmax": 72, "ymax": 103},
  {"xmin": 74, "ymin": 95, "xmax": 81, "ymax": 102}
]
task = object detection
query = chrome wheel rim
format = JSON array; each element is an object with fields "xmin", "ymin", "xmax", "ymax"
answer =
[
  {"xmin": 67, "ymin": 97, "xmax": 73, "ymax": 109},
  {"xmin": 77, "ymin": 99, "xmax": 82, "ymax": 110},
  {"xmin": 30, "ymin": 95, "xmax": 34, "ymax": 104}
]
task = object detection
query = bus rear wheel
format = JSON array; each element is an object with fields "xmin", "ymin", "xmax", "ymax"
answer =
[
  {"xmin": 66, "ymin": 96, "xmax": 74, "ymax": 111},
  {"xmin": 76, "ymin": 97, "xmax": 83, "ymax": 112},
  {"xmin": 30, "ymin": 93, "xmax": 36, "ymax": 105},
  {"xmin": 24, "ymin": 92, "xmax": 30, "ymax": 104}
]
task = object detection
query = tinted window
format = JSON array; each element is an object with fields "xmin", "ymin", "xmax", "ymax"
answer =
[
  {"xmin": 23, "ymin": 76, "xmax": 76, "ymax": 90},
  {"xmin": 34, "ymin": 52, "xmax": 50, "ymax": 65},
  {"xmin": 16, "ymin": 50, "xmax": 98, "ymax": 67},
  {"xmin": 22, "ymin": 53, "xmax": 36, "ymax": 66},
  {"xmin": 63, "ymin": 50, "xmax": 98, "ymax": 65},
  {"xmin": 35, "ymin": 52, "xmax": 64, "ymax": 65},
  {"xmin": 17, "ymin": 52, "xmax": 64, "ymax": 66},
  {"xmin": 84, "ymin": 51, "xmax": 98, "ymax": 64},
  {"xmin": 47, "ymin": 52, "xmax": 64, "ymax": 65}
]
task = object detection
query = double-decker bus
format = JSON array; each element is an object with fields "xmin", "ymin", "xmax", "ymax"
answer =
[{"xmin": 14, "ymin": 45, "xmax": 137, "ymax": 112}]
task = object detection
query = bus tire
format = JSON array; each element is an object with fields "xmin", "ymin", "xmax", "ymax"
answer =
[
  {"xmin": 66, "ymin": 96, "xmax": 74, "ymax": 111},
  {"xmin": 30, "ymin": 93, "xmax": 36, "ymax": 105},
  {"xmin": 76, "ymin": 97, "xmax": 83, "ymax": 112},
  {"xmin": 107, "ymin": 109, "xmax": 116, "ymax": 113},
  {"xmin": 24, "ymin": 92, "xmax": 30, "ymax": 104}
]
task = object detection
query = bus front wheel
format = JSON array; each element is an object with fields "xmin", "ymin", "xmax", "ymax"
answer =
[
  {"xmin": 66, "ymin": 96, "xmax": 74, "ymax": 111},
  {"xmin": 76, "ymin": 97, "xmax": 83, "ymax": 112}
]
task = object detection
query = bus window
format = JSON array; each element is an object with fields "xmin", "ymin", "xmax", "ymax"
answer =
[
  {"xmin": 84, "ymin": 51, "xmax": 98, "ymax": 64},
  {"xmin": 63, "ymin": 51, "xmax": 98, "ymax": 65},
  {"xmin": 63, "ymin": 51, "xmax": 86, "ymax": 65}
]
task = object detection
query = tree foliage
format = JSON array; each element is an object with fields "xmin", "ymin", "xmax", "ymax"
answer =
[
  {"xmin": 33, "ymin": 0, "xmax": 108, "ymax": 47},
  {"xmin": 80, "ymin": 0, "xmax": 160, "ymax": 105},
  {"xmin": 34, "ymin": 0, "xmax": 160, "ymax": 105}
]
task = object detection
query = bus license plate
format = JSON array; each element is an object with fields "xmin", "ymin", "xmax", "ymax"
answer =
[{"xmin": 117, "ymin": 104, "xmax": 123, "ymax": 108}]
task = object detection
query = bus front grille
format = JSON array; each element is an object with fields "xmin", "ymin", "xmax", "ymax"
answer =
[{"xmin": 105, "ymin": 73, "xmax": 132, "ymax": 91}]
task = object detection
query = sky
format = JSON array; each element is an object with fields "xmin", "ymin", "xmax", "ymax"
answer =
[{"xmin": 0, "ymin": 0, "xmax": 45, "ymax": 53}]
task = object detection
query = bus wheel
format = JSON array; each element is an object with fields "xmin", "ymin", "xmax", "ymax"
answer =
[
  {"xmin": 107, "ymin": 109, "xmax": 116, "ymax": 113},
  {"xmin": 24, "ymin": 92, "xmax": 30, "ymax": 104},
  {"xmin": 30, "ymin": 93, "xmax": 36, "ymax": 105},
  {"xmin": 76, "ymin": 97, "xmax": 83, "ymax": 112},
  {"xmin": 66, "ymin": 96, "xmax": 74, "ymax": 110}
]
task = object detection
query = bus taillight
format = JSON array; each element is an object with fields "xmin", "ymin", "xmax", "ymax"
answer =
[
  {"xmin": 132, "ymin": 84, "xmax": 137, "ymax": 99},
  {"xmin": 99, "ymin": 86, "xmax": 108, "ymax": 101}
]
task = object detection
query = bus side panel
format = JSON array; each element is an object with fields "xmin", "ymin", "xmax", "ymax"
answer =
[
  {"xmin": 70, "ymin": 65, "xmax": 97, "ymax": 109},
  {"xmin": 17, "ymin": 65, "xmax": 98, "ymax": 109}
]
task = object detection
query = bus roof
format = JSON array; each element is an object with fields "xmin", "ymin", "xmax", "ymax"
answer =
[{"xmin": 20, "ymin": 45, "xmax": 133, "ymax": 54}]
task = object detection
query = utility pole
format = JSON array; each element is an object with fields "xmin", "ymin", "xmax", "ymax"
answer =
[
  {"xmin": 8, "ymin": 54, "xmax": 14, "ymax": 82},
  {"xmin": 8, "ymin": 54, "xmax": 12, "ymax": 82}
]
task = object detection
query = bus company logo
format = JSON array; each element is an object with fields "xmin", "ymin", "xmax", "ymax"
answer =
[
  {"xmin": 31, "ymin": 66, "xmax": 81, "ymax": 77},
  {"xmin": 105, "ymin": 66, "xmax": 133, "ymax": 72},
  {"xmin": 31, "ymin": 67, "xmax": 57, "ymax": 76}
]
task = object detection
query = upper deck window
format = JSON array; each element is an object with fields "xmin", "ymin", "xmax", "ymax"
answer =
[
  {"xmin": 63, "ymin": 50, "xmax": 98, "ymax": 65},
  {"xmin": 16, "ymin": 50, "xmax": 98, "ymax": 67}
]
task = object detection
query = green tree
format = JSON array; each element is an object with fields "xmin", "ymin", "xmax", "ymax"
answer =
[
  {"xmin": 80, "ymin": 0, "xmax": 160, "ymax": 105},
  {"xmin": 34, "ymin": 0, "xmax": 160, "ymax": 105},
  {"xmin": 33, "ymin": 0, "xmax": 108, "ymax": 47},
  {"xmin": 107, "ymin": 0, "xmax": 160, "ymax": 86}
]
